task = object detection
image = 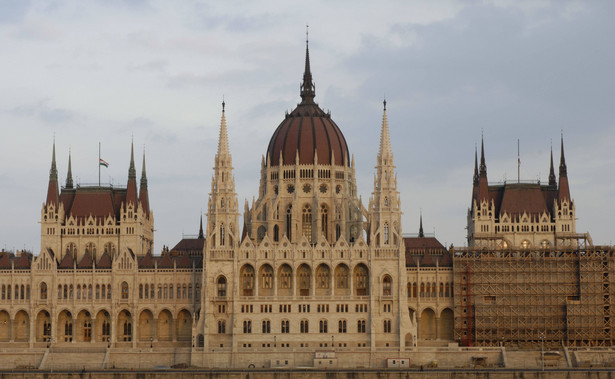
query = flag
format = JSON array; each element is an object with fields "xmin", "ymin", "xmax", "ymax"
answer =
[{"xmin": 99, "ymin": 158, "xmax": 109, "ymax": 167}]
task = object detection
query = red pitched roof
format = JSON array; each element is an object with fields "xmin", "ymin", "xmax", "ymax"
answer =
[
  {"xmin": 14, "ymin": 253, "xmax": 32, "ymax": 269},
  {"xmin": 175, "ymin": 253, "xmax": 192, "ymax": 269},
  {"xmin": 0, "ymin": 253, "xmax": 12, "ymax": 269},
  {"xmin": 157, "ymin": 253, "xmax": 173, "ymax": 269},
  {"xmin": 138, "ymin": 252, "xmax": 155, "ymax": 269},
  {"xmin": 96, "ymin": 252, "xmax": 112, "ymax": 269},
  {"xmin": 58, "ymin": 253, "xmax": 74, "ymax": 269},
  {"xmin": 499, "ymin": 185, "xmax": 548, "ymax": 218},
  {"xmin": 420, "ymin": 253, "xmax": 436, "ymax": 267},
  {"xmin": 77, "ymin": 252, "xmax": 93, "ymax": 269}
]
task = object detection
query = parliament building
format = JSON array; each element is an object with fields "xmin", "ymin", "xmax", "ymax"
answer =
[{"xmin": 0, "ymin": 41, "xmax": 613, "ymax": 370}]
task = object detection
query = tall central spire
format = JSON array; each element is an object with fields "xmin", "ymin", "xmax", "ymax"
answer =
[
  {"xmin": 217, "ymin": 100, "xmax": 230, "ymax": 157},
  {"xmin": 300, "ymin": 28, "xmax": 315, "ymax": 103},
  {"xmin": 378, "ymin": 99, "xmax": 393, "ymax": 162}
]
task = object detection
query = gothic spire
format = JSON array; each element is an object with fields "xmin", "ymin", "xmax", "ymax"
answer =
[
  {"xmin": 559, "ymin": 133, "xmax": 567, "ymax": 177},
  {"xmin": 300, "ymin": 30, "xmax": 315, "ymax": 103},
  {"xmin": 65, "ymin": 148, "xmax": 73, "ymax": 189},
  {"xmin": 548, "ymin": 145, "xmax": 556, "ymax": 187},
  {"xmin": 139, "ymin": 149, "xmax": 150, "ymax": 214},
  {"xmin": 128, "ymin": 138, "xmax": 136, "ymax": 180},
  {"xmin": 558, "ymin": 133, "xmax": 571, "ymax": 202},
  {"xmin": 378, "ymin": 99, "xmax": 393, "ymax": 161},
  {"xmin": 50, "ymin": 138, "xmax": 58, "ymax": 181},
  {"xmin": 46, "ymin": 139, "xmax": 59, "ymax": 207},
  {"xmin": 418, "ymin": 212, "xmax": 424, "ymax": 238},
  {"xmin": 140, "ymin": 150, "xmax": 148, "ymax": 189},
  {"xmin": 479, "ymin": 134, "xmax": 487, "ymax": 177},
  {"xmin": 198, "ymin": 214, "xmax": 204, "ymax": 239},
  {"xmin": 473, "ymin": 144, "xmax": 479, "ymax": 186},
  {"xmin": 217, "ymin": 100, "xmax": 230, "ymax": 157},
  {"xmin": 126, "ymin": 139, "xmax": 138, "ymax": 206}
]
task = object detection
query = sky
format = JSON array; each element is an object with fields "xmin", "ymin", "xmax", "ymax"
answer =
[{"xmin": 0, "ymin": 0, "xmax": 614, "ymax": 254}]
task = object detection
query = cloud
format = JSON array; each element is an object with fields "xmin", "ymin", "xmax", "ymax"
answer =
[
  {"xmin": 0, "ymin": 0, "xmax": 31, "ymax": 23},
  {"xmin": 8, "ymin": 100, "xmax": 74, "ymax": 124}
]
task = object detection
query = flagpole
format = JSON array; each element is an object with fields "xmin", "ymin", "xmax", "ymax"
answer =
[
  {"xmin": 517, "ymin": 139, "xmax": 520, "ymax": 184},
  {"xmin": 99, "ymin": 142, "xmax": 101, "ymax": 186}
]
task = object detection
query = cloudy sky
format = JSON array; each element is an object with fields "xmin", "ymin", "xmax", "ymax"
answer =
[{"xmin": 1, "ymin": 0, "xmax": 614, "ymax": 253}]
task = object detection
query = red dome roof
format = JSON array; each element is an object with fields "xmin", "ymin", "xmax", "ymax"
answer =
[{"xmin": 266, "ymin": 44, "xmax": 349, "ymax": 167}]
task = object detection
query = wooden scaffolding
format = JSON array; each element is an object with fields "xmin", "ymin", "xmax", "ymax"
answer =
[{"xmin": 452, "ymin": 246, "xmax": 615, "ymax": 348}]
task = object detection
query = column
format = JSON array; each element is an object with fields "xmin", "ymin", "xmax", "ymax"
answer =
[
  {"xmin": 172, "ymin": 317, "xmax": 177, "ymax": 342},
  {"xmin": 91, "ymin": 318, "xmax": 96, "ymax": 343},
  {"xmin": 8, "ymin": 317, "xmax": 13, "ymax": 342},
  {"xmin": 71, "ymin": 318, "xmax": 77, "ymax": 343},
  {"xmin": 153, "ymin": 318, "xmax": 158, "ymax": 342}
]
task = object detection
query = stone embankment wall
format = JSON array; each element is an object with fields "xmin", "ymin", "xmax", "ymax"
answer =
[{"xmin": 0, "ymin": 371, "xmax": 615, "ymax": 379}]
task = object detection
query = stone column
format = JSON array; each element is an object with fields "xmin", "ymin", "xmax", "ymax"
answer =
[
  {"xmin": 172, "ymin": 317, "xmax": 177, "ymax": 342},
  {"xmin": 153, "ymin": 318, "xmax": 158, "ymax": 342},
  {"xmin": 91, "ymin": 318, "xmax": 96, "ymax": 343},
  {"xmin": 435, "ymin": 316, "xmax": 440, "ymax": 340},
  {"xmin": 71, "ymin": 318, "xmax": 77, "ymax": 343},
  {"xmin": 8, "ymin": 317, "xmax": 13, "ymax": 342}
]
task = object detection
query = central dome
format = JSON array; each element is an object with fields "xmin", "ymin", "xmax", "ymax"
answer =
[{"xmin": 266, "ymin": 44, "xmax": 349, "ymax": 167}]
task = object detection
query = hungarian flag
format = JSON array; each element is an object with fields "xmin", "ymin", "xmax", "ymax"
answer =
[{"xmin": 99, "ymin": 158, "xmax": 109, "ymax": 167}]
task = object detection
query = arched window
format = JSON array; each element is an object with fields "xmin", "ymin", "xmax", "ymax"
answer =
[
  {"xmin": 335, "ymin": 265, "xmax": 349, "ymax": 289},
  {"xmin": 354, "ymin": 264, "xmax": 369, "ymax": 296},
  {"xmin": 96, "ymin": 284, "xmax": 100, "ymax": 299},
  {"xmin": 338, "ymin": 319, "xmax": 347, "ymax": 333},
  {"xmin": 241, "ymin": 265, "xmax": 255, "ymax": 296},
  {"xmin": 40, "ymin": 282, "xmax": 47, "ymax": 300},
  {"xmin": 121, "ymin": 282, "xmax": 129, "ymax": 300},
  {"xmin": 217, "ymin": 276, "xmax": 227, "ymax": 297},
  {"xmin": 139, "ymin": 284, "xmax": 143, "ymax": 299},
  {"xmin": 85, "ymin": 242, "xmax": 96, "ymax": 259},
  {"xmin": 445, "ymin": 283, "xmax": 450, "ymax": 297},
  {"xmin": 384, "ymin": 319, "xmax": 392, "ymax": 333},
  {"xmin": 319, "ymin": 320, "xmax": 328, "ymax": 333},
  {"xmin": 220, "ymin": 224, "xmax": 225, "ymax": 246},
  {"xmin": 357, "ymin": 319, "xmax": 366, "ymax": 333},
  {"xmin": 336, "ymin": 224, "xmax": 341, "ymax": 241},
  {"xmin": 382, "ymin": 275, "xmax": 392, "ymax": 296},
  {"xmin": 281, "ymin": 319, "xmax": 290, "ymax": 334},
  {"xmin": 384, "ymin": 223, "xmax": 390, "ymax": 244},
  {"xmin": 262, "ymin": 320, "xmax": 271, "ymax": 333},
  {"xmin": 316, "ymin": 265, "xmax": 330, "ymax": 289},
  {"xmin": 243, "ymin": 320, "xmax": 252, "ymax": 333},
  {"xmin": 302, "ymin": 205, "xmax": 312, "ymax": 243},
  {"xmin": 104, "ymin": 242, "xmax": 116, "ymax": 256},
  {"xmin": 65, "ymin": 243, "xmax": 77, "ymax": 259},
  {"xmin": 286, "ymin": 205, "xmax": 292, "ymax": 241},
  {"xmin": 273, "ymin": 225, "xmax": 279, "ymax": 242},
  {"xmin": 279, "ymin": 265, "xmax": 292, "ymax": 289},
  {"xmin": 261, "ymin": 265, "xmax": 273, "ymax": 289},
  {"xmin": 320, "ymin": 205, "xmax": 328, "ymax": 240},
  {"xmin": 300, "ymin": 319, "xmax": 309, "ymax": 333},
  {"xmin": 217, "ymin": 320, "xmax": 226, "ymax": 334},
  {"xmin": 298, "ymin": 264, "xmax": 311, "ymax": 296}
]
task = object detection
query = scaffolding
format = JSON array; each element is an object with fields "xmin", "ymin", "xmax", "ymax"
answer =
[{"xmin": 452, "ymin": 246, "xmax": 615, "ymax": 348}]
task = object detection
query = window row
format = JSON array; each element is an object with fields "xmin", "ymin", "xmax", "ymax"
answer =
[
  {"xmin": 138, "ymin": 283, "xmax": 199, "ymax": 300},
  {"xmin": 1, "ymin": 284, "xmax": 30, "ymax": 300},
  {"xmin": 408, "ymin": 282, "xmax": 453, "ymax": 298},
  {"xmin": 229, "ymin": 319, "xmax": 385, "ymax": 334},
  {"xmin": 57, "ymin": 284, "xmax": 112, "ymax": 300},
  {"xmin": 235, "ymin": 263, "xmax": 370, "ymax": 297}
]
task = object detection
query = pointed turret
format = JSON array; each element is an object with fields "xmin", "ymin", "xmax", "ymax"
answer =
[
  {"xmin": 477, "ymin": 136, "xmax": 489, "ymax": 202},
  {"xmin": 378, "ymin": 99, "xmax": 393, "ymax": 162},
  {"xmin": 125, "ymin": 139, "xmax": 138, "ymax": 206},
  {"xmin": 473, "ymin": 145, "xmax": 479, "ymax": 186},
  {"xmin": 370, "ymin": 99, "xmax": 401, "ymax": 247},
  {"xmin": 217, "ymin": 100, "xmax": 230, "ymax": 158},
  {"xmin": 548, "ymin": 146, "xmax": 556, "ymax": 187},
  {"xmin": 558, "ymin": 134, "xmax": 570, "ymax": 202},
  {"xmin": 45, "ymin": 140, "xmax": 59, "ymax": 207},
  {"xmin": 207, "ymin": 101, "xmax": 239, "ymax": 249},
  {"xmin": 418, "ymin": 213, "xmax": 424, "ymax": 238},
  {"xmin": 198, "ymin": 214, "xmax": 204, "ymax": 239},
  {"xmin": 300, "ymin": 36, "xmax": 315, "ymax": 103},
  {"xmin": 139, "ymin": 150, "xmax": 150, "ymax": 214},
  {"xmin": 65, "ymin": 148, "xmax": 73, "ymax": 189}
]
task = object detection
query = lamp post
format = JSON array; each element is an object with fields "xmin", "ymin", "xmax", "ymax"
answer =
[{"xmin": 150, "ymin": 336, "xmax": 153, "ymax": 349}]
